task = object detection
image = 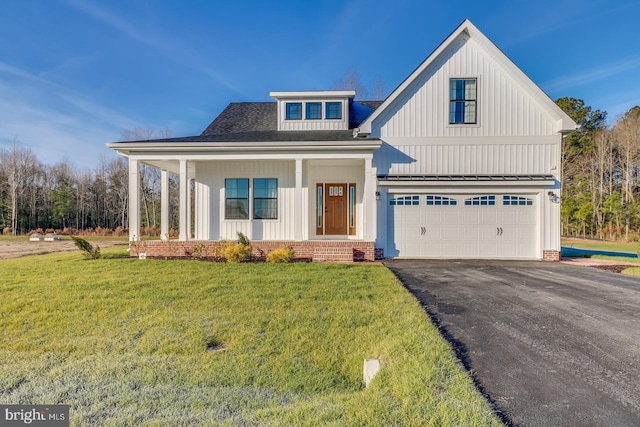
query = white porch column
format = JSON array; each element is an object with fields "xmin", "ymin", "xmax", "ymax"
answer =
[
  {"xmin": 294, "ymin": 158, "xmax": 303, "ymax": 241},
  {"xmin": 160, "ymin": 169, "xmax": 169, "ymax": 241},
  {"xmin": 363, "ymin": 156, "xmax": 377, "ymax": 241},
  {"xmin": 128, "ymin": 158, "xmax": 140, "ymax": 242},
  {"xmin": 179, "ymin": 159, "xmax": 189, "ymax": 241}
]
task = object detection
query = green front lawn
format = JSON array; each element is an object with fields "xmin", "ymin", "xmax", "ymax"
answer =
[
  {"xmin": 561, "ymin": 237, "xmax": 639, "ymax": 254},
  {"xmin": 0, "ymin": 249, "xmax": 500, "ymax": 426}
]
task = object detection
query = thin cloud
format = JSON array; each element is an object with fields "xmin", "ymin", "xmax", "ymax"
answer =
[
  {"xmin": 63, "ymin": 0, "xmax": 163, "ymax": 50},
  {"xmin": 543, "ymin": 57, "xmax": 640, "ymax": 93},
  {"xmin": 63, "ymin": 0, "xmax": 240, "ymax": 94},
  {"xmin": 0, "ymin": 63, "xmax": 142, "ymax": 165}
]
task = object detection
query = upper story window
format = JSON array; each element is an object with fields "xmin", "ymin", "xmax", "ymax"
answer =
[
  {"xmin": 285, "ymin": 101, "xmax": 343, "ymax": 120},
  {"xmin": 285, "ymin": 102, "xmax": 302, "ymax": 120},
  {"xmin": 449, "ymin": 78, "xmax": 477, "ymax": 124},
  {"xmin": 325, "ymin": 102, "xmax": 342, "ymax": 119},
  {"xmin": 305, "ymin": 102, "xmax": 322, "ymax": 120}
]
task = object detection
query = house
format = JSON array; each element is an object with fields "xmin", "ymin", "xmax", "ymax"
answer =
[{"xmin": 107, "ymin": 19, "xmax": 576, "ymax": 262}]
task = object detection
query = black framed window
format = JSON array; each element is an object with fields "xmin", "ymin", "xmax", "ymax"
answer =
[
  {"xmin": 285, "ymin": 102, "xmax": 302, "ymax": 120},
  {"xmin": 305, "ymin": 102, "xmax": 322, "ymax": 120},
  {"xmin": 225, "ymin": 179, "xmax": 249, "ymax": 219},
  {"xmin": 325, "ymin": 102, "xmax": 342, "ymax": 119},
  {"xmin": 253, "ymin": 178, "xmax": 278, "ymax": 219},
  {"xmin": 449, "ymin": 78, "xmax": 477, "ymax": 124}
]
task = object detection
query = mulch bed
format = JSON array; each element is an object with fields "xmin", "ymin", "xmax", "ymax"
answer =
[{"xmin": 591, "ymin": 265, "xmax": 635, "ymax": 273}]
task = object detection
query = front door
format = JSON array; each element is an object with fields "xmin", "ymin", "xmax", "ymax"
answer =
[{"xmin": 324, "ymin": 183, "xmax": 347, "ymax": 235}]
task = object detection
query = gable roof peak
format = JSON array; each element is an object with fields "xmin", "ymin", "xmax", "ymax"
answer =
[{"xmin": 358, "ymin": 19, "xmax": 577, "ymax": 135}]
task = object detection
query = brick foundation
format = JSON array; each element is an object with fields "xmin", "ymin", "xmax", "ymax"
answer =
[
  {"xmin": 129, "ymin": 240, "xmax": 376, "ymax": 262},
  {"xmin": 542, "ymin": 250, "xmax": 560, "ymax": 262}
]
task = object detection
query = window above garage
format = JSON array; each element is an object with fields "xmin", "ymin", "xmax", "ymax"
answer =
[{"xmin": 449, "ymin": 78, "xmax": 477, "ymax": 124}]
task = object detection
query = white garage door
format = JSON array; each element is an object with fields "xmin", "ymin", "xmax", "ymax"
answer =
[{"xmin": 387, "ymin": 194, "xmax": 538, "ymax": 259}]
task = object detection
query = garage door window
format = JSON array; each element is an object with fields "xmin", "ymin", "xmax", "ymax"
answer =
[
  {"xmin": 390, "ymin": 195, "xmax": 419, "ymax": 206},
  {"xmin": 464, "ymin": 195, "xmax": 495, "ymax": 206},
  {"xmin": 503, "ymin": 195, "xmax": 533, "ymax": 206},
  {"xmin": 426, "ymin": 195, "xmax": 457, "ymax": 206}
]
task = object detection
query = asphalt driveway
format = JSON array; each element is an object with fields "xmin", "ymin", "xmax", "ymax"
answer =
[{"xmin": 384, "ymin": 260, "xmax": 640, "ymax": 427}]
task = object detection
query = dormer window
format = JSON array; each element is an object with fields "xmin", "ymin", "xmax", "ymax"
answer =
[
  {"xmin": 285, "ymin": 101, "xmax": 343, "ymax": 120},
  {"xmin": 305, "ymin": 102, "xmax": 322, "ymax": 120},
  {"xmin": 325, "ymin": 102, "xmax": 342, "ymax": 120},
  {"xmin": 285, "ymin": 102, "xmax": 302, "ymax": 120},
  {"xmin": 271, "ymin": 90, "xmax": 354, "ymax": 130}
]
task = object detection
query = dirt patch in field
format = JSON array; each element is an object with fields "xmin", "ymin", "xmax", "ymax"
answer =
[{"xmin": 0, "ymin": 240, "xmax": 125, "ymax": 260}]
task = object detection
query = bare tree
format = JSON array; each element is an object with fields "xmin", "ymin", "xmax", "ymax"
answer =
[
  {"xmin": 611, "ymin": 108, "xmax": 640, "ymax": 240},
  {"xmin": 0, "ymin": 140, "xmax": 39, "ymax": 234}
]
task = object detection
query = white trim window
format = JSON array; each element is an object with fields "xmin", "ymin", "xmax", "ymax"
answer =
[
  {"xmin": 285, "ymin": 102, "xmax": 302, "ymax": 120},
  {"xmin": 225, "ymin": 178, "xmax": 250, "ymax": 219},
  {"xmin": 449, "ymin": 78, "xmax": 477, "ymax": 124},
  {"xmin": 253, "ymin": 178, "xmax": 278, "ymax": 219},
  {"xmin": 325, "ymin": 102, "xmax": 342, "ymax": 119}
]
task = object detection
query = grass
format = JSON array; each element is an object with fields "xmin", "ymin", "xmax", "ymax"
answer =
[
  {"xmin": 561, "ymin": 237, "xmax": 639, "ymax": 254},
  {"xmin": 561, "ymin": 237, "xmax": 640, "ymax": 276},
  {"xmin": 0, "ymin": 248, "xmax": 500, "ymax": 426}
]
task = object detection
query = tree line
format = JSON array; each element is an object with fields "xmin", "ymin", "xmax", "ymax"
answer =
[
  {"xmin": 2, "ymin": 103, "xmax": 640, "ymax": 241},
  {"xmin": 0, "ymin": 128, "xmax": 179, "ymax": 236},
  {"xmin": 557, "ymin": 98, "xmax": 640, "ymax": 240}
]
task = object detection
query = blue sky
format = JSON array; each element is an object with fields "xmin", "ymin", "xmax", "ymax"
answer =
[{"xmin": 1, "ymin": 0, "xmax": 639, "ymax": 168}]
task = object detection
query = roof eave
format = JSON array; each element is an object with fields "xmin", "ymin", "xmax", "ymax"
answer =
[{"xmin": 106, "ymin": 139, "xmax": 382, "ymax": 154}]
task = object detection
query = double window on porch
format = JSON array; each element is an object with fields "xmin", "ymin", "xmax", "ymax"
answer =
[
  {"xmin": 225, "ymin": 178, "xmax": 278, "ymax": 220},
  {"xmin": 316, "ymin": 183, "xmax": 356, "ymax": 236}
]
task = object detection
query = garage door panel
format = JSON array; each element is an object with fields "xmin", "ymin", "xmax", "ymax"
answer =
[{"xmin": 388, "ymin": 193, "xmax": 539, "ymax": 259}]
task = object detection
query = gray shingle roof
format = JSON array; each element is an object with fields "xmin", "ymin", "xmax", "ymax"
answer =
[
  {"xmin": 201, "ymin": 102, "xmax": 276, "ymax": 135},
  {"xmin": 113, "ymin": 100, "xmax": 383, "ymax": 144}
]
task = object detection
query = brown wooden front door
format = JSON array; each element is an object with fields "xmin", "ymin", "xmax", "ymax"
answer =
[{"xmin": 324, "ymin": 183, "xmax": 347, "ymax": 235}]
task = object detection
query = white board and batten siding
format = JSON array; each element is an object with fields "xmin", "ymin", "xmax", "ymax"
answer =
[
  {"xmin": 371, "ymin": 32, "xmax": 563, "ymax": 178},
  {"xmin": 369, "ymin": 27, "xmax": 564, "ymax": 260},
  {"xmin": 374, "ymin": 33, "xmax": 561, "ymax": 139},
  {"xmin": 195, "ymin": 160, "xmax": 297, "ymax": 241},
  {"xmin": 376, "ymin": 136, "xmax": 559, "ymax": 176}
]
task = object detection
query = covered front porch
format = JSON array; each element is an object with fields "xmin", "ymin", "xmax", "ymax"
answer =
[{"xmin": 109, "ymin": 139, "xmax": 381, "ymax": 261}]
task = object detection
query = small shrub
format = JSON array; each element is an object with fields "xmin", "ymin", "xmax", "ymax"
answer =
[
  {"xmin": 266, "ymin": 246, "xmax": 295, "ymax": 263},
  {"xmin": 222, "ymin": 242, "xmax": 253, "ymax": 263},
  {"xmin": 237, "ymin": 232, "xmax": 250, "ymax": 246},
  {"xmin": 71, "ymin": 236, "xmax": 101, "ymax": 260},
  {"xmin": 192, "ymin": 242, "xmax": 207, "ymax": 259}
]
